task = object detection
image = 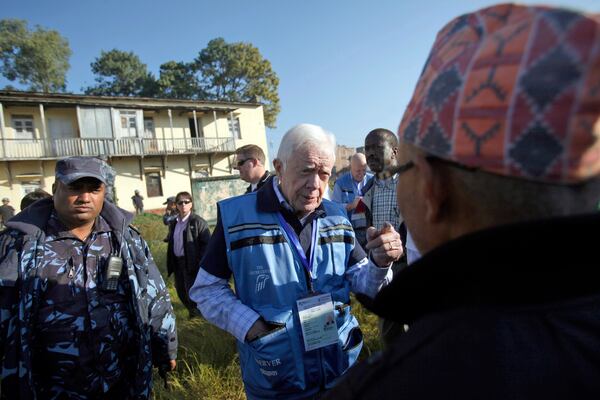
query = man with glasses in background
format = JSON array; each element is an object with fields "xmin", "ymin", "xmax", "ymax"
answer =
[
  {"xmin": 234, "ymin": 144, "xmax": 272, "ymax": 193},
  {"xmin": 166, "ymin": 191, "xmax": 211, "ymax": 318}
]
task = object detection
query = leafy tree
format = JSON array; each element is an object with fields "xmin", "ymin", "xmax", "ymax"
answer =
[
  {"xmin": 157, "ymin": 61, "xmax": 200, "ymax": 99},
  {"xmin": 0, "ymin": 19, "xmax": 71, "ymax": 92},
  {"xmin": 193, "ymin": 38, "xmax": 280, "ymax": 128},
  {"xmin": 85, "ymin": 49, "xmax": 157, "ymax": 96}
]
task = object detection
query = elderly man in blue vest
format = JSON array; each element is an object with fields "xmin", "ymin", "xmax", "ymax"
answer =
[
  {"xmin": 332, "ymin": 152, "xmax": 373, "ymax": 248},
  {"xmin": 191, "ymin": 123, "xmax": 402, "ymax": 399}
]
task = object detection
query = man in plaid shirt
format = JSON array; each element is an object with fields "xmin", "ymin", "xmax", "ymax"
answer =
[{"xmin": 361, "ymin": 128, "xmax": 408, "ymax": 346}]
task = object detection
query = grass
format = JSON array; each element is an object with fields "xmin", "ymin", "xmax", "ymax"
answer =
[{"xmin": 132, "ymin": 213, "xmax": 383, "ymax": 400}]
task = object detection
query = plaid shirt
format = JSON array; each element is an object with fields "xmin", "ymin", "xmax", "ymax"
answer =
[{"xmin": 371, "ymin": 175, "xmax": 402, "ymax": 231}]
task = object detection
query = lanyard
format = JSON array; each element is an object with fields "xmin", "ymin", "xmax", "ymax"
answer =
[{"xmin": 276, "ymin": 212, "xmax": 318, "ymax": 276}]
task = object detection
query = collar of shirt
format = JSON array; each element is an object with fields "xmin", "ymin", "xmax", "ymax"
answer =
[
  {"xmin": 46, "ymin": 210, "xmax": 111, "ymax": 241},
  {"xmin": 354, "ymin": 174, "xmax": 371, "ymax": 193},
  {"xmin": 177, "ymin": 212, "xmax": 192, "ymax": 224},
  {"xmin": 272, "ymin": 178, "xmax": 294, "ymax": 213},
  {"xmin": 259, "ymin": 171, "xmax": 271, "ymax": 184},
  {"xmin": 374, "ymin": 173, "xmax": 398, "ymax": 188}
]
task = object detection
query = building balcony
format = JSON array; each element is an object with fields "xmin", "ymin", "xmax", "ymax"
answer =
[{"xmin": 0, "ymin": 136, "xmax": 236, "ymax": 160}]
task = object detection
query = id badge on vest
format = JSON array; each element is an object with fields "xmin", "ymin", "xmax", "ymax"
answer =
[{"xmin": 297, "ymin": 293, "xmax": 338, "ymax": 352}]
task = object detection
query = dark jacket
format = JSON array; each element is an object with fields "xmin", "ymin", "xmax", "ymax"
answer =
[
  {"xmin": 0, "ymin": 198, "xmax": 177, "ymax": 399},
  {"xmin": 0, "ymin": 205, "xmax": 14, "ymax": 224},
  {"xmin": 167, "ymin": 213, "xmax": 210, "ymax": 277},
  {"xmin": 131, "ymin": 194, "xmax": 144, "ymax": 209},
  {"xmin": 245, "ymin": 171, "xmax": 272, "ymax": 193},
  {"xmin": 325, "ymin": 213, "xmax": 600, "ymax": 400}
]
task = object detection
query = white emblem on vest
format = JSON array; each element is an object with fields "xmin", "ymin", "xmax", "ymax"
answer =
[{"xmin": 255, "ymin": 274, "xmax": 270, "ymax": 293}]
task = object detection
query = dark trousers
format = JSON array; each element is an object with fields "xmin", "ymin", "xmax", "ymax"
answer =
[{"xmin": 173, "ymin": 256, "xmax": 197, "ymax": 312}]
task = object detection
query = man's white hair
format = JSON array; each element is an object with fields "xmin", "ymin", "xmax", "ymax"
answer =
[{"xmin": 276, "ymin": 123, "xmax": 336, "ymax": 170}]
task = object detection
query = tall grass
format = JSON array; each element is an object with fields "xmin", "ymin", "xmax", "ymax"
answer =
[{"xmin": 132, "ymin": 213, "xmax": 383, "ymax": 400}]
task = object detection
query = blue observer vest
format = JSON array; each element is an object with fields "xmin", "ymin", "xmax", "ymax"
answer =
[{"xmin": 220, "ymin": 193, "xmax": 363, "ymax": 399}]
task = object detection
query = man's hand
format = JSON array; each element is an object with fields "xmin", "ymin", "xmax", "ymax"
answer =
[
  {"xmin": 245, "ymin": 318, "xmax": 276, "ymax": 342},
  {"xmin": 365, "ymin": 222, "xmax": 403, "ymax": 267},
  {"xmin": 346, "ymin": 197, "xmax": 362, "ymax": 211},
  {"xmin": 158, "ymin": 360, "xmax": 177, "ymax": 390}
]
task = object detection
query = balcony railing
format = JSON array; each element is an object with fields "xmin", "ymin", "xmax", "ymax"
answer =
[{"xmin": 0, "ymin": 137, "xmax": 236, "ymax": 160}]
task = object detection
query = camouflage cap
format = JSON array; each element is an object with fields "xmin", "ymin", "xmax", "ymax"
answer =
[
  {"xmin": 398, "ymin": 4, "xmax": 600, "ymax": 184},
  {"xmin": 55, "ymin": 156, "xmax": 110, "ymax": 185}
]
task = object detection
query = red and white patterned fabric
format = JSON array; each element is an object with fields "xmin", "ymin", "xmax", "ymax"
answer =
[{"xmin": 398, "ymin": 3, "xmax": 600, "ymax": 184}]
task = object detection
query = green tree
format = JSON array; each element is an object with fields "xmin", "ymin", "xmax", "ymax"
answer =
[
  {"xmin": 0, "ymin": 19, "xmax": 71, "ymax": 92},
  {"xmin": 85, "ymin": 49, "xmax": 157, "ymax": 96},
  {"xmin": 157, "ymin": 61, "xmax": 200, "ymax": 99},
  {"xmin": 193, "ymin": 38, "xmax": 280, "ymax": 128}
]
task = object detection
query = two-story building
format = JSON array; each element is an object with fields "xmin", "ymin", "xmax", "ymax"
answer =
[{"xmin": 0, "ymin": 90, "xmax": 268, "ymax": 220}]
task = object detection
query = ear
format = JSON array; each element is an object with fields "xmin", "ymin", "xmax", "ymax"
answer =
[
  {"xmin": 273, "ymin": 158, "xmax": 283, "ymax": 177},
  {"xmin": 414, "ymin": 155, "xmax": 448, "ymax": 224},
  {"xmin": 52, "ymin": 182, "xmax": 57, "ymax": 194}
]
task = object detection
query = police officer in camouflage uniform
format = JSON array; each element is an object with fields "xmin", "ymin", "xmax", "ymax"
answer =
[{"xmin": 0, "ymin": 156, "xmax": 177, "ymax": 399}]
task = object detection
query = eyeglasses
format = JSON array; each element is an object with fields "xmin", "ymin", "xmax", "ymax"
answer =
[
  {"xmin": 177, "ymin": 200, "xmax": 192, "ymax": 205},
  {"xmin": 384, "ymin": 155, "xmax": 478, "ymax": 178},
  {"xmin": 235, "ymin": 158, "xmax": 253, "ymax": 168}
]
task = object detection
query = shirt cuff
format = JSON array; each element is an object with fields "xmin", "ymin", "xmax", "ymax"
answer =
[
  {"xmin": 234, "ymin": 309, "xmax": 261, "ymax": 343},
  {"xmin": 366, "ymin": 256, "xmax": 392, "ymax": 278},
  {"xmin": 368, "ymin": 250, "xmax": 394, "ymax": 269}
]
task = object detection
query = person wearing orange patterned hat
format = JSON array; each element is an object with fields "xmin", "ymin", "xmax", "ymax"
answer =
[{"xmin": 325, "ymin": 4, "xmax": 600, "ymax": 399}]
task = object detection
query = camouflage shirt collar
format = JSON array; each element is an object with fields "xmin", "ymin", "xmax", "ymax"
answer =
[{"xmin": 47, "ymin": 211, "xmax": 111, "ymax": 240}]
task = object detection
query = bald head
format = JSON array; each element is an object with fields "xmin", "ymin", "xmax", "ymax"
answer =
[{"xmin": 350, "ymin": 153, "xmax": 368, "ymax": 182}]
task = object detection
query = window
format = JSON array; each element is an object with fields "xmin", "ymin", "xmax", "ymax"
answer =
[
  {"xmin": 48, "ymin": 117, "xmax": 75, "ymax": 140},
  {"xmin": 21, "ymin": 181, "xmax": 41, "ymax": 197},
  {"xmin": 145, "ymin": 172, "xmax": 163, "ymax": 197},
  {"xmin": 228, "ymin": 117, "xmax": 241, "ymax": 139},
  {"xmin": 188, "ymin": 117, "xmax": 204, "ymax": 138},
  {"xmin": 78, "ymin": 107, "xmax": 113, "ymax": 138},
  {"xmin": 119, "ymin": 110, "xmax": 138, "ymax": 137},
  {"xmin": 143, "ymin": 117, "xmax": 155, "ymax": 138},
  {"xmin": 12, "ymin": 115, "xmax": 34, "ymax": 140}
]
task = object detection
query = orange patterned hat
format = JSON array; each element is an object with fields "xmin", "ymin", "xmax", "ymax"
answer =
[{"xmin": 398, "ymin": 3, "xmax": 600, "ymax": 183}]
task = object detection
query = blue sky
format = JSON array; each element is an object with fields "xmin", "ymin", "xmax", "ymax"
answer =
[{"xmin": 2, "ymin": 0, "xmax": 598, "ymax": 159}]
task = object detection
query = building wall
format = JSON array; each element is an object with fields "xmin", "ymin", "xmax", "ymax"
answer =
[
  {"xmin": 334, "ymin": 145, "xmax": 356, "ymax": 173},
  {"xmin": 110, "ymin": 156, "xmax": 190, "ymax": 212},
  {"xmin": 0, "ymin": 94, "xmax": 267, "ymax": 215}
]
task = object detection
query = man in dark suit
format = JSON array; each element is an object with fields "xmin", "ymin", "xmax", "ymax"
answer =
[
  {"xmin": 166, "ymin": 191, "xmax": 211, "ymax": 318},
  {"xmin": 234, "ymin": 144, "xmax": 272, "ymax": 193}
]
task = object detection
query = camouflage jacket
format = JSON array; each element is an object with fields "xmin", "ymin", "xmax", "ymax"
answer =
[{"xmin": 0, "ymin": 198, "xmax": 177, "ymax": 399}]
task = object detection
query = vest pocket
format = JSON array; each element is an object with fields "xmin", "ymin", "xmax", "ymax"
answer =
[
  {"xmin": 322, "ymin": 310, "xmax": 363, "ymax": 388},
  {"xmin": 240, "ymin": 314, "xmax": 305, "ymax": 395}
]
